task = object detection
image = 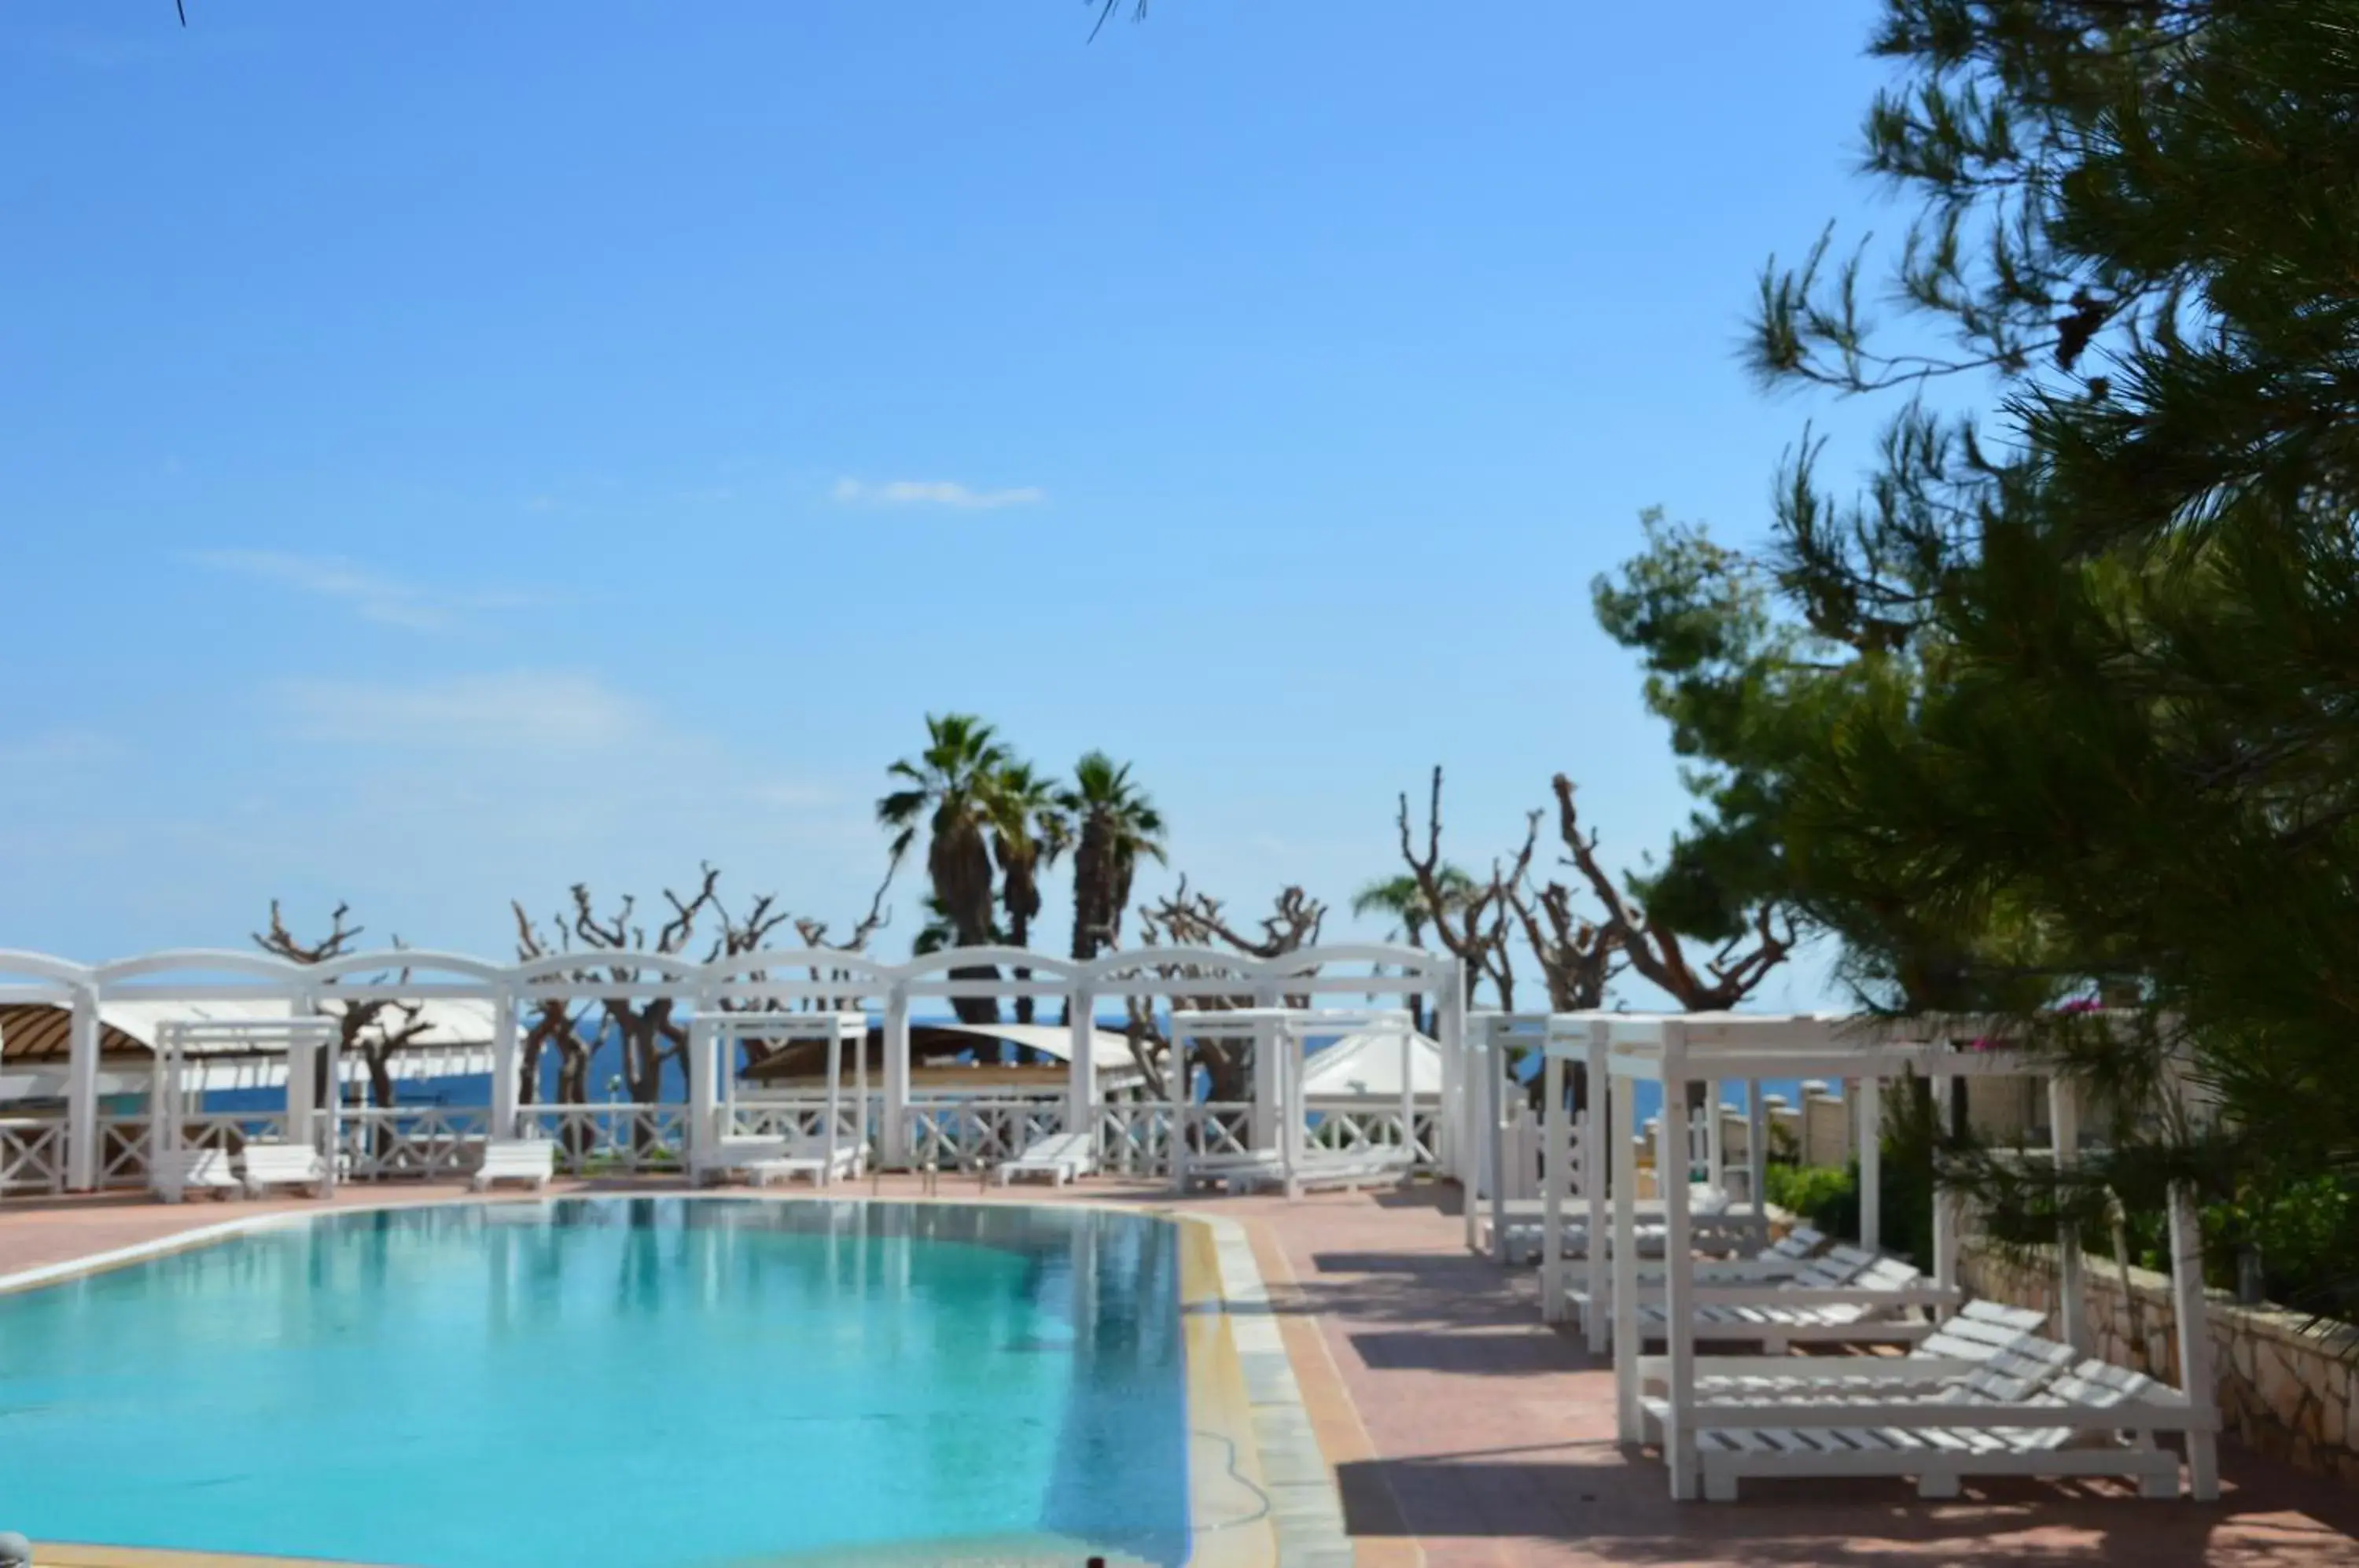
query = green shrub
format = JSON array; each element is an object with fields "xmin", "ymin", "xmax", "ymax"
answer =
[
  {"xmin": 1764, "ymin": 1151, "xmax": 1939, "ymax": 1268},
  {"xmin": 1765, "ymin": 1161, "xmax": 1856, "ymax": 1224}
]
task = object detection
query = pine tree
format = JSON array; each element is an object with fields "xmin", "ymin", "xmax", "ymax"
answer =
[{"xmin": 1737, "ymin": 0, "xmax": 2359, "ymax": 1312}]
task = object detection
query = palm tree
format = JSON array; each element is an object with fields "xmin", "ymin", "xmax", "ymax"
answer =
[
  {"xmin": 1349, "ymin": 867, "xmax": 1476, "ymax": 949},
  {"xmin": 911, "ymin": 892, "xmax": 967, "ymax": 956},
  {"xmin": 992, "ymin": 760, "xmax": 1072, "ymax": 1024},
  {"xmin": 878, "ymin": 713, "xmax": 1014, "ymax": 1022},
  {"xmin": 1058, "ymin": 752, "xmax": 1167, "ymax": 966},
  {"xmin": 1351, "ymin": 865, "xmax": 1474, "ymax": 1036}
]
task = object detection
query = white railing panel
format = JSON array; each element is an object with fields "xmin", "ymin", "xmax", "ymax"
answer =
[
  {"xmin": 340, "ymin": 1107, "xmax": 491, "ymax": 1180},
  {"xmin": 517, "ymin": 1104, "xmax": 688, "ymax": 1176},
  {"xmin": 95, "ymin": 1112, "xmax": 292, "ymax": 1188},
  {"xmin": 0, "ymin": 1116, "xmax": 67, "ymax": 1194},
  {"xmin": 903, "ymin": 1099, "xmax": 1066, "ymax": 1171},
  {"xmin": 1305, "ymin": 1106, "xmax": 1439, "ymax": 1168}
]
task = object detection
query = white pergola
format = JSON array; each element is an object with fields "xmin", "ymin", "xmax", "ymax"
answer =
[
  {"xmin": 0, "ymin": 943, "xmax": 1465, "ymax": 1189},
  {"xmin": 1545, "ymin": 1011, "xmax": 2217, "ymax": 1503},
  {"xmin": 693, "ymin": 1010, "xmax": 869, "ymax": 1172},
  {"xmin": 1168, "ymin": 1007, "xmax": 1419, "ymax": 1193},
  {"xmin": 152, "ymin": 1016, "xmax": 340, "ymax": 1201}
]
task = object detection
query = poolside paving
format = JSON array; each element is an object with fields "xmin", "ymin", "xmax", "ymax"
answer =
[{"xmin": 6, "ymin": 1178, "xmax": 2359, "ymax": 1567}]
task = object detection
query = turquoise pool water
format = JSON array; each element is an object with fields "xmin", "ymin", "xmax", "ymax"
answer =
[{"xmin": 0, "ymin": 1198, "xmax": 1191, "ymax": 1566}]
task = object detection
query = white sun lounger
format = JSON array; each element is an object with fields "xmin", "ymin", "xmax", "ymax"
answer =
[
  {"xmin": 240, "ymin": 1140, "xmax": 329, "ymax": 1198},
  {"xmin": 1497, "ymin": 1188, "xmax": 1769, "ymax": 1263},
  {"xmin": 1598, "ymin": 1243, "xmax": 1956, "ymax": 1353},
  {"xmin": 996, "ymin": 1132, "xmax": 1096, "ymax": 1187},
  {"xmin": 470, "ymin": 1137, "xmax": 556, "ymax": 1192},
  {"xmin": 690, "ymin": 1135, "xmax": 789, "ymax": 1187},
  {"xmin": 745, "ymin": 1138, "xmax": 866, "ymax": 1188},
  {"xmin": 1180, "ymin": 1146, "xmax": 1411, "ymax": 1197},
  {"xmin": 1639, "ymin": 1301, "xmax": 2217, "ymax": 1500},
  {"xmin": 154, "ymin": 1146, "xmax": 242, "ymax": 1202}
]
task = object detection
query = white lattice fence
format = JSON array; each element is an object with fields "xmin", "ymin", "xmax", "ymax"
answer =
[
  {"xmin": 0, "ymin": 1117, "xmax": 66, "ymax": 1194},
  {"xmin": 905, "ymin": 1099, "xmax": 1066, "ymax": 1170},
  {"xmin": 1095, "ymin": 1102, "xmax": 1172, "ymax": 1175},
  {"xmin": 1305, "ymin": 1104, "xmax": 1440, "ymax": 1168},
  {"xmin": 728, "ymin": 1099, "xmax": 871, "ymax": 1151},
  {"xmin": 95, "ymin": 1113, "xmax": 292, "ymax": 1188},
  {"xmin": 518, "ymin": 1104, "xmax": 688, "ymax": 1175},
  {"xmin": 1183, "ymin": 1102, "xmax": 1253, "ymax": 1160},
  {"xmin": 342, "ymin": 1107, "xmax": 491, "ymax": 1180}
]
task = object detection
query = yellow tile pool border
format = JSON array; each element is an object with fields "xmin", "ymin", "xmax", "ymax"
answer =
[{"xmin": 0, "ymin": 1191, "xmax": 1315, "ymax": 1568}]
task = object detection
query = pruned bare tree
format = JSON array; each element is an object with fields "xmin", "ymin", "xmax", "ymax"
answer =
[
  {"xmin": 1117, "ymin": 878, "xmax": 1327, "ymax": 1103},
  {"xmin": 1397, "ymin": 766, "xmax": 1530, "ymax": 1009},
  {"xmin": 782, "ymin": 859, "xmax": 897, "ymax": 1014},
  {"xmin": 513, "ymin": 863, "xmax": 897, "ymax": 1133},
  {"xmin": 254, "ymin": 900, "xmax": 437, "ymax": 1114},
  {"xmin": 1550, "ymin": 773, "xmax": 1793, "ymax": 1010},
  {"xmin": 564, "ymin": 868, "xmax": 719, "ymax": 1135},
  {"xmin": 1507, "ymin": 875, "xmax": 1624, "ymax": 1013},
  {"xmin": 510, "ymin": 901, "xmax": 598, "ymax": 1113}
]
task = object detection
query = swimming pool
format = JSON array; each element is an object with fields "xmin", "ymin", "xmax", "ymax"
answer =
[{"xmin": 0, "ymin": 1198, "xmax": 1195, "ymax": 1566}]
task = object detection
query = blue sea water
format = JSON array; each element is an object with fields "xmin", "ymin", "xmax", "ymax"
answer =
[{"xmin": 0, "ymin": 1199, "xmax": 1190, "ymax": 1566}]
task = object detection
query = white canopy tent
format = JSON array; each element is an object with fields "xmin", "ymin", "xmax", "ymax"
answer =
[{"xmin": 1300, "ymin": 1025, "xmax": 1442, "ymax": 1102}]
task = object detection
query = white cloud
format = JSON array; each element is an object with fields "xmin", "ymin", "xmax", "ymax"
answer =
[
  {"xmin": 830, "ymin": 477, "xmax": 1045, "ymax": 510},
  {"xmin": 190, "ymin": 550, "xmax": 532, "ymax": 631},
  {"xmin": 277, "ymin": 672, "xmax": 655, "ymax": 750}
]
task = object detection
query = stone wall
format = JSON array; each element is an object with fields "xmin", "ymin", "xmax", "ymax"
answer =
[{"xmin": 1960, "ymin": 1242, "xmax": 2359, "ymax": 1486}]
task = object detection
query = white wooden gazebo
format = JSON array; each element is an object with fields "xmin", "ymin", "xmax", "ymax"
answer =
[
  {"xmin": 1543, "ymin": 1011, "xmax": 2219, "ymax": 1503},
  {"xmin": 152, "ymin": 1015, "xmax": 340, "ymax": 1202},
  {"xmin": 1167, "ymin": 1007, "xmax": 1421, "ymax": 1196},
  {"xmin": 690, "ymin": 1010, "xmax": 870, "ymax": 1178}
]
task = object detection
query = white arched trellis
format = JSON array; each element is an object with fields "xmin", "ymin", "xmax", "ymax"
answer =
[{"xmin": 0, "ymin": 943, "xmax": 1464, "ymax": 1192}]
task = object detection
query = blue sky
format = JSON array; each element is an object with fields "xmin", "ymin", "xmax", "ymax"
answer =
[{"xmin": 0, "ymin": 2, "xmax": 1915, "ymax": 1004}]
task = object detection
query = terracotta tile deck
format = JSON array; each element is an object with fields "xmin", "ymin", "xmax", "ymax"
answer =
[{"xmin": 6, "ymin": 1179, "xmax": 2358, "ymax": 1567}]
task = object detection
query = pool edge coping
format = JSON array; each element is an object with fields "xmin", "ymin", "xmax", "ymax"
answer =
[{"xmin": 2, "ymin": 1191, "xmax": 1354, "ymax": 1568}]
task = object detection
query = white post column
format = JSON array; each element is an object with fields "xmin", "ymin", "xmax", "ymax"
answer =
[
  {"xmin": 1745, "ymin": 1080, "xmax": 1768, "ymax": 1217},
  {"xmin": 823, "ymin": 1011, "xmax": 842, "ymax": 1180},
  {"xmin": 2168, "ymin": 1179, "xmax": 2219, "ymax": 1500},
  {"xmin": 1486, "ymin": 1022, "xmax": 1509, "ymax": 1264},
  {"xmin": 1859, "ymin": 1075, "xmax": 1882, "ymax": 1253},
  {"xmin": 1167, "ymin": 1013, "xmax": 1191, "ymax": 1189},
  {"xmin": 2049, "ymin": 1075, "xmax": 2088, "ymax": 1352},
  {"xmin": 319, "ymin": 1025, "xmax": 340, "ymax": 1198},
  {"xmin": 1584, "ymin": 1020, "xmax": 1610, "ymax": 1353},
  {"xmin": 284, "ymin": 1024, "xmax": 317, "ymax": 1146},
  {"xmin": 1249, "ymin": 1010, "xmax": 1280, "ymax": 1158},
  {"xmin": 1610, "ymin": 1036, "xmax": 1642, "ymax": 1438},
  {"xmin": 1437, "ymin": 970, "xmax": 1474, "ymax": 1249},
  {"xmin": 1540, "ymin": 1045, "xmax": 1567, "ymax": 1321},
  {"xmin": 881, "ymin": 983, "xmax": 911, "ymax": 1169},
  {"xmin": 1702, "ymin": 1077, "xmax": 1724, "ymax": 1196},
  {"xmin": 1657, "ymin": 1020, "xmax": 1698, "ymax": 1501},
  {"xmin": 488, "ymin": 987, "xmax": 521, "ymax": 1141},
  {"xmin": 1397, "ymin": 1014, "xmax": 1416, "ymax": 1172},
  {"xmin": 852, "ymin": 1013, "xmax": 870, "ymax": 1167},
  {"xmin": 155, "ymin": 1030, "xmax": 182, "ymax": 1203},
  {"xmin": 65, "ymin": 984, "xmax": 101, "ymax": 1191},
  {"xmin": 686, "ymin": 1008, "xmax": 716, "ymax": 1177},
  {"xmin": 1066, "ymin": 983, "xmax": 1096, "ymax": 1141}
]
